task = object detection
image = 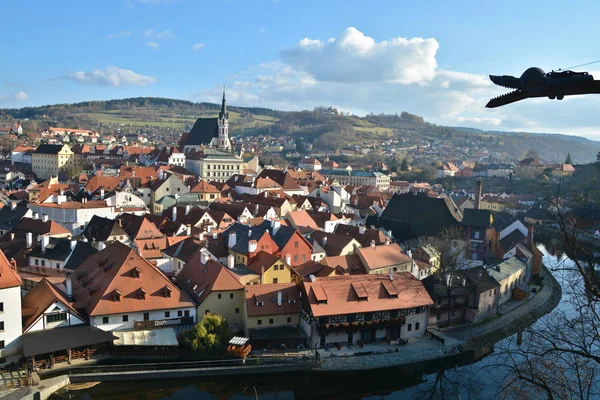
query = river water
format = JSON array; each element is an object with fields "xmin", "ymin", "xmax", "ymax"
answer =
[{"xmin": 55, "ymin": 247, "xmax": 572, "ymax": 400}]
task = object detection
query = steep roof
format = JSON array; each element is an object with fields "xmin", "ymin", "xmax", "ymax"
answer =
[
  {"xmin": 245, "ymin": 283, "xmax": 301, "ymax": 317},
  {"xmin": 191, "ymin": 179, "xmax": 220, "ymax": 194},
  {"xmin": 162, "ymin": 236, "xmax": 203, "ymax": 263},
  {"xmin": 64, "ymin": 241, "xmax": 98, "ymax": 270},
  {"xmin": 499, "ymin": 229, "xmax": 527, "ymax": 251},
  {"xmin": 83, "ymin": 215, "xmax": 128, "ymax": 242},
  {"xmin": 286, "ymin": 210, "xmax": 319, "ymax": 234},
  {"xmin": 311, "ymin": 231, "xmax": 359, "ymax": 256},
  {"xmin": 302, "ymin": 273, "xmax": 433, "ymax": 317},
  {"xmin": 487, "ymin": 257, "xmax": 527, "ymax": 283},
  {"xmin": 247, "ymin": 251, "xmax": 283, "ymax": 275},
  {"xmin": 14, "ymin": 217, "xmax": 71, "ymax": 237},
  {"xmin": 463, "ymin": 266, "xmax": 500, "ymax": 293},
  {"xmin": 375, "ymin": 193, "xmax": 462, "ymax": 241},
  {"xmin": 357, "ymin": 243, "xmax": 412, "ymax": 272},
  {"xmin": 334, "ymin": 224, "xmax": 388, "ymax": 248},
  {"xmin": 0, "ymin": 249, "xmax": 22, "ymax": 289},
  {"xmin": 0, "ymin": 202, "xmax": 29, "ymax": 230},
  {"xmin": 462, "ymin": 209, "xmax": 492, "ymax": 228},
  {"xmin": 322, "ymin": 254, "xmax": 364, "ymax": 274},
  {"xmin": 177, "ymin": 253, "xmax": 243, "ymax": 304},
  {"xmin": 21, "ymin": 278, "xmax": 85, "ymax": 331},
  {"xmin": 183, "ymin": 118, "xmax": 219, "ymax": 146},
  {"xmin": 72, "ymin": 242, "xmax": 194, "ymax": 316},
  {"xmin": 34, "ymin": 144, "xmax": 64, "ymax": 154}
]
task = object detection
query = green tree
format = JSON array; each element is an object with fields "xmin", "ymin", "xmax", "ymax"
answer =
[
  {"xmin": 400, "ymin": 158, "xmax": 409, "ymax": 171},
  {"xmin": 596, "ymin": 149, "xmax": 600, "ymax": 164},
  {"xmin": 178, "ymin": 313, "xmax": 233, "ymax": 355},
  {"xmin": 565, "ymin": 153, "xmax": 573, "ymax": 164}
]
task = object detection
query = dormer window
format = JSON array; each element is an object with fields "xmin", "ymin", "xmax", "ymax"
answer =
[
  {"xmin": 163, "ymin": 286, "xmax": 172, "ymax": 298},
  {"xmin": 131, "ymin": 267, "xmax": 141, "ymax": 278},
  {"xmin": 138, "ymin": 288, "xmax": 147, "ymax": 300},
  {"xmin": 257, "ymin": 301, "xmax": 264, "ymax": 307},
  {"xmin": 114, "ymin": 289, "xmax": 122, "ymax": 302}
]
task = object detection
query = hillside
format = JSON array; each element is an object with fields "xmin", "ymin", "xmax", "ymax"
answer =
[{"xmin": 1, "ymin": 97, "xmax": 598, "ymax": 163}]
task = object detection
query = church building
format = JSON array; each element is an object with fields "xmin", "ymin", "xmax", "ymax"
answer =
[{"xmin": 181, "ymin": 90, "xmax": 244, "ymax": 182}]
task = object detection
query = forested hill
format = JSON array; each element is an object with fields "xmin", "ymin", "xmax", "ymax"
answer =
[{"xmin": 0, "ymin": 97, "xmax": 598, "ymax": 163}]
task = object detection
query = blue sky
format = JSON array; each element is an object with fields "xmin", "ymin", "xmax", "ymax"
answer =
[{"xmin": 2, "ymin": 0, "xmax": 600, "ymax": 138}]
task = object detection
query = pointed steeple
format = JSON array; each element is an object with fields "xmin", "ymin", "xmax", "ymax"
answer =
[{"xmin": 219, "ymin": 85, "xmax": 228, "ymax": 120}]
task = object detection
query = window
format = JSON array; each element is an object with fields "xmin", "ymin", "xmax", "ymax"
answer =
[
  {"xmin": 294, "ymin": 255, "xmax": 298, "ymax": 263},
  {"xmin": 178, "ymin": 311, "xmax": 183, "ymax": 317},
  {"xmin": 287, "ymin": 317, "xmax": 292, "ymax": 323},
  {"xmin": 143, "ymin": 312, "xmax": 150, "ymax": 321},
  {"xmin": 257, "ymin": 319, "xmax": 262, "ymax": 325},
  {"xmin": 230, "ymin": 293, "xmax": 234, "ymax": 299},
  {"xmin": 302, "ymin": 254, "xmax": 306, "ymax": 262},
  {"xmin": 487, "ymin": 304, "xmax": 491, "ymax": 312},
  {"xmin": 415, "ymin": 322, "xmax": 420, "ymax": 330},
  {"xmin": 0, "ymin": 321, "xmax": 4, "ymax": 331},
  {"xmin": 436, "ymin": 313, "xmax": 441, "ymax": 321},
  {"xmin": 122, "ymin": 315, "xmax": 129, "ymax": 322},
  {"xmin": 273, "ymin": 278, "xmax": 278, "ymax": 284},
  {"xmin": 102, "ymin": 317, "xmax": 109, "ymax": 324},
  {"xmin": 407, "ymin": 323, "xmax": 412, "ymax": 332},
  {"xmin": 165, "ymin": 311, "xmax": 170, "ymax": 318},
  {"xmin": 56, "ymin": 263, "xmax": 60, "ymax": 269},
  {"xmin": 0, "ymin": 340, "xmax": 4, "ymax": 349},
  {"xmin": 35, "ymin": 259, "xmax": 39, "ymax": 266},
  {"xmin": 41, "ymin": 260, "xmax": 46, "ymax": 267},
  {"xmin": 474, "ymin": 231, "xmax": 480, "ymax": 239},
  {"xmin": 0, "ymin": 302, "xmax": 3, "ymax": 312},
  {"xmin": 269, "ymin": 318, "xmax": 274, "ymax": 325},
  {"xmin": 294, "ymin": 241, "xmax": 299, "ymax": 248},
  {"xmin": 218, "ymin": 293, "xmax": 222, "ymax": 299},
  {"xmin": 451, "ymin": 310, "xmax": 456, "ymax": 317},
  {"xmin": 489, "ymin": 290, "xmax": 492, "ymax": 297},
  {"xmin": 184, "ymin": 310, "xmax": 190, "ymax": 317},
  {"xmin": 235, "ymin": 308, "xmax": 240, "ymax": 314}
]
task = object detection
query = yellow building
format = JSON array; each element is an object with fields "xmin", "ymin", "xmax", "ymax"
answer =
[
  {"xmin": 357, "ymin": 243, "xmax": 415, "ymax": 275},
  {"xmin": 247, "ymin": 251, "xmax": 293, "ymax": 284},
  {"xmin": 32, "ymin": 144, "xmax": 74, "ymax": 179},
  {"xmin": 177, "ymin": 255, "xmax": 245, "ymax": 331}
]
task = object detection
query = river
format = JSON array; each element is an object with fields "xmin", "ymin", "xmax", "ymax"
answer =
[{"xmin": 53, "ymin": 247, "xmax": 575, "ymax": 400}]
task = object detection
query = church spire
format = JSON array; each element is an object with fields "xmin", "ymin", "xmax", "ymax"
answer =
[{"xmin": 219, "ymin": 85, "xmax": 227, "ymax": 120}]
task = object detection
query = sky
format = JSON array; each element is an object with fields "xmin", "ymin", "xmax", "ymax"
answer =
[{"xmin": 2, "ymin": 0, "xmax": 600, "ymax": 139}]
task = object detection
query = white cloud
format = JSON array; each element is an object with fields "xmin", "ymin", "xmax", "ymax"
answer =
[
  {"xmin": 157, "ymin": 29, "xmax": 175, "ymax": 39},
  {"xmin": 143, "ymin": 29, "xmax": 155, "ymax": 38},
  {"xmin": 106, "ymin": 31, "xmax": 131, "ymax": 39},
  {"xmin": 67, "ymin": 66, "xmax": 157, "ymax": 87},
  {"xmin": 0, "ymin": 94, "xmax": 8, "ymax": 102},
  {"xmin": 280, "ymin": 27, "xmax": 439, "ymax": 84},
  {"xmin": 146, "ymin": 41, "xmax": 160, "ymax": 49},
  {"xmin": 12, "ymin": 92, "xmax": 28, "ymax": 101},
  {"xmin": 258, "ymin": 27, "xmax": 266, "ymax": 35},
  {"xmin": 192, "ymin": 43, "xmax": 205, "ymax": 51}
]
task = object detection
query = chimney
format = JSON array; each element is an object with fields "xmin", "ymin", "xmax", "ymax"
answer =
[
  {"xmin": 248, "ymin": 229, "xmax": 252, "ymax": 237},
  {"xmin": 212, "ymin": 232, "xmax": 218, "ymax": 239},
  {"xmin": 474, "ymin": 179, "xmax": 483, "ymax": 210},
  {"xmin": 172, "ymin": 207, "xmax": 177, "ymax": 222},
  {"xmin": 207, "ymin": 225, "xmax": 213, "ymax": 233},
  {"xmin": 260, "ymin": 266, "xmax": 265, "ymax": 284},
  {"xmin": 228, "ymin": 231, "xmax": 237, "ymax": 249},
  {"xmin": 100, "ymin": 188, "xmax": 105, "ymax": 200},
  {"xmin": 186, "ymin": 224, "xmax": 191, "ymax": 236},
  {"xmin": 185, "ymin": 204, "xmax": 191, "ymax": 216},
  {"xmin": 359, "ymin": 225, "xmax": 366, "ymax": 235},
  {"xmin": 264, "ymin": 191, "xmax": 268, "ymax": 198},
  {"xmin": 370, "ymin": 240, "xmax": 376, "ymax": 247},
  {"xmin": 322, "ymin": 236, "xmax": 327, "ymax": 246},
  {"xmin": 10, "ymin": 202, "xmax": 16, "ymax": 210},
  {"xmin": 57, "ymin": 196, "xmax": 63, "ymax": 206},
  {"xmin": 277, "ymin": 291, "xmax": 282, "ymax": 307},
  {"xmin": 254, "ymin": 204, "xmax": 259, "ymax": 216},
  {"xmin": 98, "ymin": 241, "xmax": 106, "ymax": 251},
  {"xmin": 41, "ymin": 235, "xmax": 50, "ymax": 252},
  {"xmin": 32, "ymin": 212, "xmax": 39, "ymax": 220},
  {"xmin": 227, "ymin": 254, "xmax": 235, "ymax": 269},
  {"xmin": 248, "ymin": 240, "xmax": 257, "ymax": 253},
  {"xmin": 198, "ymin": 232, "xmax": 205, "ymax": 241},
  {"xmin": 388, "ymin": 270, "xmax": 393, "ymax": 281},
  {"xmin": 527, "ymin": 224, "xmax": 534, "ymax": 248},
  {"xmin": 200, "ymin": 249, "xmax": 209, "ymax": 265},
  {"xmin": 309, "ymin": 274, "xmax": 316, "ymax": 283},
  {"xmin": 26, "ymin": 232, "xmax": 33, "ymax": 248},
  {"xmin": 42, "ymin": 214, "xmax": 49, "ymax": 223},
  {"xmin": 70, "ymin": 240, "xmax": 76, "ymax": 250},
  {"xmin": 66, "ymin": 271, "xmax": 73, "ymax": 301},
  {"xmin": 285, "ymin": 253, "xmax": 291, "ymax": 265}
]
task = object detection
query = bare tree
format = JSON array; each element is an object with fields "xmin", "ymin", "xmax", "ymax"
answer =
[{"xmin": 424, "ymin": 227, "xmax": 468, "ymax": 327}]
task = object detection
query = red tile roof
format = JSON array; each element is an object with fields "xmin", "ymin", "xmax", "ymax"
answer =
[
  {"xmin": 357, "ymin": 243, "xmax": 412, "ymax": 272},
  {"xmin": 245, "ymin": 283, "xmax": 301, "ymax": 317},
  {"xmin": 0, "ymin": 250, "xmax": 21, "ymax": 289},
  {"xmin": 302, "ymin": 273, "xmax": 433, "ymax": 317},
  {"xmin": 72, "ymin": 242, "xmax": 194, "ymax": 316}
]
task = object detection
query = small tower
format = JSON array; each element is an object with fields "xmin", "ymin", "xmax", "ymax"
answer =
[{"xmin": 217, "ymin": 87, "xmax": 231, "ymax": 151}]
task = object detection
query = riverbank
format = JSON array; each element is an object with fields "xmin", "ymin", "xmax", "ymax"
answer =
[{"xmin": 317, "ymin": 264, "xmax": 561, "ymax": 371}]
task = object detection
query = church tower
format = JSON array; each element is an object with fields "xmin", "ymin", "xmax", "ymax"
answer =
[{"xmin": 217, "ymin": 88, "xmax": 231, "ymax": 151}]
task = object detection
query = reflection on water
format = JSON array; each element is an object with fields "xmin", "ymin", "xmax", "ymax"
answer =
[{"xmin": 58, "ymin": 246, "xmax": 567, "ymax": 400}]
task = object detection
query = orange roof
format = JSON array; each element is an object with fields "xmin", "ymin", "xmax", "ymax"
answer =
[
  {"xmin": 21, "ymin": 278, "xmax": 85, "ymax": 331},
  {"xmin": 286, "ymin": 210, "xmax": 319, "ymax": 234},
  {"xmin": 247, "ymin": 251, "xmax": 283, "ymax": 275},
  {"xmin": 254, "ymin": 178, "xmax": 281, "ymax": 189},
  {"xmin": 85, "ymin": 176, "xmax": 124, "ymax": 192},
  {"xmin": 124, "ymin": 146, "xmax": 155, "ymax": 155},
  {"xmin": 13, "ymin": 145, "xmax": 35, "ymax": 152},
  {"xmin": 191, "ymin": 179, "xmax": 220, "ymax": 194},
  {"xmin": 245, "ymin": 283, "xmax": 301, "ymax": 317},
  {"xmin": 32, "ymin": 200, "xmax": 108, "ymax": 209},
  {"xmin": 0, "ymin": 250, "xmax": 21, "ymax": 289},
  {"xmin": 357, "ymin": 243, "xmax": 412, "ymax": 272},
  {"xmin": 177, "ymin": 253, "xmax": 243, "ymax": 304},
  {"xmin": 72, "ymin": 242, "xmax": 194, "ymax": 316},
  {"xmin": 119, "ymin": 166, "xmax": 158, "ymax": 179},
  {"xmin": 302, "ymin": 273, "xmax": 434, "ymax": 317}
]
